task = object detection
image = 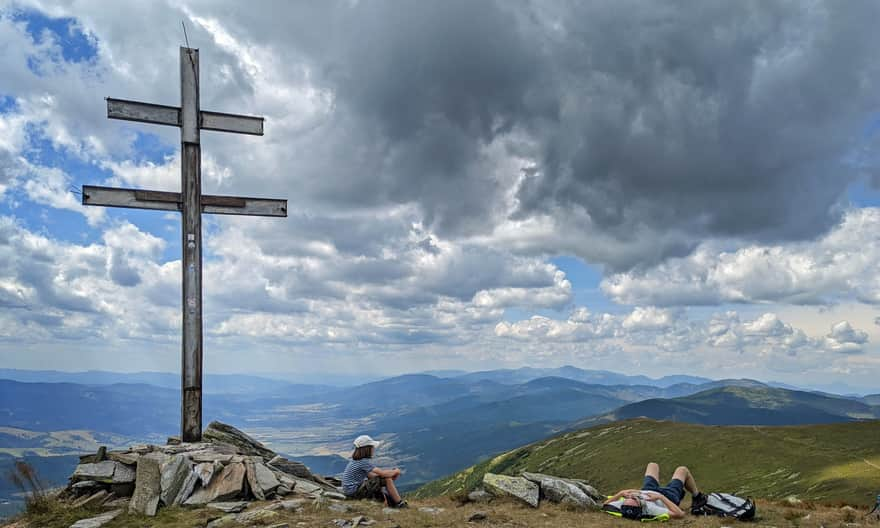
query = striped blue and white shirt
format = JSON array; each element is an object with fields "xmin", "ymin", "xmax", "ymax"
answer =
[{"xmin": 341, "ymin": 459, "xmax": 375, "ymax": 496}]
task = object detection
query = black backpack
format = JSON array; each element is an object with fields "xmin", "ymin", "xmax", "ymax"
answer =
[{"xmin": 691, "ymin": 493, "xmax": 756, "ymax": 520}]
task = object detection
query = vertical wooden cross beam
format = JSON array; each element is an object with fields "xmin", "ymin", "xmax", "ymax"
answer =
[
  {"xmin": 82, "ymin": 47, "xmax": 287, "ymax": 442},
  {"xmin": 180, "ymin": 47, "xmax": 203, "ymax": 444}
]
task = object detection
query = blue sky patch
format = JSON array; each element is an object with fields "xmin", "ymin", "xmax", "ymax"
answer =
[
  {"xmin": 13, "ymin": 9, "xmax": 98, "ymax": 63},
  {"xmin": 131, "ymin": 131, "xmax": 177, "ymax": 164},
  {"xmin": 0, "ymin": 95, "xmax": 17, "ymax": 113},
  {"xmin": 847, "ymin": 179, "xmax": 880, "ymax": 208},
  {"xmin": 550, "ymin": 255, "xmax": 621, "ymax": 313}
]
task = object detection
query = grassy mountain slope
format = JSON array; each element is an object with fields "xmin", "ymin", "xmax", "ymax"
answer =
[
  {"xmin": 583, "ymin": 385, "xmax": 879, "ymax": 427},
  {"xmin": 417, "ymin": 418, "xmax": 880, "ymax": 506}
]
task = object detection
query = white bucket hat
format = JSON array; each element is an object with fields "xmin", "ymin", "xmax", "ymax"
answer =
[{"xmin": 353, "ymin": 435, "xmax": 379, "ymax": 448}]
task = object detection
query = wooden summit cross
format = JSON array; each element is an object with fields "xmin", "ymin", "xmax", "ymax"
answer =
[{"xmin": 82, "ymin": 47, "xmax": 287, "ymax": 442}]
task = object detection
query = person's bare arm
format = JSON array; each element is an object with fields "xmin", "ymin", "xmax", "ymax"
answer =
[
  {"xmin": 603, "ymin": 489, "xmax": 639, "ymax": 504},
  {"xmin": 368, "ymin": 467, "xmax": 401, "ymax": 479},
  {"xmin": 644, "ymin": 492, "xmax": 685, "ymax": 519}
]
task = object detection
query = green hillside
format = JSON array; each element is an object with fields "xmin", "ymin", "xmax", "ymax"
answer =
[{"xmin": 416, "ymin": 418, "xmax": 880, "ymax": 506}]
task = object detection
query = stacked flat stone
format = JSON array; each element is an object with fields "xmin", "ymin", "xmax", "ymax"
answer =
[{"xmin": 63, "ymin": 421, "xmax": 340, "ymax": 517}]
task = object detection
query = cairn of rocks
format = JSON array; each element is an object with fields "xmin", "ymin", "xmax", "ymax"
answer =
[
  {"xmin": 62, "ymin": 421, "xmax": 344, "ymax": 518},
  {"xmin": 478, "ymin": 472, "xmax": 604, "ymax": 509}
]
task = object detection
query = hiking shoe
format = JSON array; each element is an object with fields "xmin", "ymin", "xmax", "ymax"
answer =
[
  {"xmin": 691, "ymin": 492, "xmax": 708, "ymax": 514},
  {"xmin": 394, "ymin": 499, "xmax": 409, "ymax": 509}
]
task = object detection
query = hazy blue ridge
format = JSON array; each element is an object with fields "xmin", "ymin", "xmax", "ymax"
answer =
[
  {"xmin": 451, "ymin": 365, "xmax": 713, "ymax": 387},
  {"xmin": 592, "ymin": 385, "xmax": 880, "ymax": 427},
  {"xmin": 0, "ymin": 369, "xmax": 334, "ymax": 395}
]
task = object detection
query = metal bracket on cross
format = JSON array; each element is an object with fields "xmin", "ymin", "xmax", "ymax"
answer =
[{"xmin": 82, "ymin": 47, "xmax": 287, "ymax": 442}]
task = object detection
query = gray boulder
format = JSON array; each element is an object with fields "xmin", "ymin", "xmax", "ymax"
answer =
[
  {"xmin": 129, "ymin": 454, "xmax": 163, "ymax": 516},
  {"xmin": 185, "ymin": 461, "xmax": 246, "ymax": 504},
  {"xmin": 69, "ymin": 509, "xmax": 123, "ymax": 528},
  {"xmin": 172, "ymin": 469, "xmax": 199, "ymax": 506},
  {"xmin": 573, "ymin": 481, "xmax": 603, "ymax": 502},
  {"xmin": 482, "ymin": 473, "xmax": 539, "ymax": 508},
  {"xmin": 203, "ymin": 421, "xmax": 275, "ymax": 461},
  {"xmin": 235, "ymin": 508, "xmax": 280, "ymax": 524},
  {"xmin": 72, "ymin": 490, "xmax": 109, "ymax": 509},
  {"xmin": 111, "ymin": 462, "xmax": 136, "ymax": 484},
  {"xmin": 108, "ymin": 451, "xmax": 139, "ymax": 466},
  {"xmin": 159, "ymin": 454, "xmax": 191, "ymax": 506},
  {"xmin": 267, "ymin": 455, "xmax": 313, "ymax": 479},
  {"xmin": 252, "ymin": 459, "xmax": 280, "ymax": 497},
  {"xmin": 467, "ymin": 489, "xmax": 492, "ymax": 503},
  {"xmin": 207, "ymin": 501, "xmax": 249, "ymax": 513},
  {"xmin": 245, "ymin": 459, "xmax": 265, "ymax": 500},
  {"xmin": 521, "ymin": 472, "xmax": 601, "ymax": 509},
  {"xmin": 277, "ymin": 474, "xmax": 323, "ymax": 495},
  {"xmin": 71, "ymin": 480, "xmax": 102, "ymax": 493},
  {"xmin": 280, "ymin": 498, "xmax": 307, "ymax": 511},
  {"xmin": 72, "ymin": 461, "xmax": 116, "ymax": 482},
  {"xmin": 195, "ymin": 461, "xmax": 223, "ymax": 486},
  {"xmin": 206, "ymin": 513, "xmax": 237, "ymax": 528}
]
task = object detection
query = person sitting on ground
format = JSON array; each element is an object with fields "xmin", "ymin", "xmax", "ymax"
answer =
[
  {"xmin": 604, "ymin": 462, "xmax": 706, "ymax": 520},
  {"xmin": 340, "ymin": 434, "xmax": 407, "ymax": 508}
]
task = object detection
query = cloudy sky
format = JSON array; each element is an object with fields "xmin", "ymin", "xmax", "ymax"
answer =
[{"xmin": 2, "ymin": 0, "xmax": 880, "ymax": 392}]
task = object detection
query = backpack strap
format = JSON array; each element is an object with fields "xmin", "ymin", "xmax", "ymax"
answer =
[{"xmin": 640, "ymin": 513, "xmax": 670, "ymax": 522}]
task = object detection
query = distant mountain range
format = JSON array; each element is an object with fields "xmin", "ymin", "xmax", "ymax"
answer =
[
  {"xmin": 584, "ymin": 384, "xmax": 880, "ymax": 427},
  {"xmin": 417, "ymin": 418, "xmax": 880, "ymax": 506},
  {"xmin": 447, "ymin": 366, "xmax": 712, "ymax": 388},
  {"xmin": 2, "ymin": 367, "xmax": 878, "ymax": 493},
  {"xmin": 0, "ymin": 369, "xmax": 332, "ymax": 395}
]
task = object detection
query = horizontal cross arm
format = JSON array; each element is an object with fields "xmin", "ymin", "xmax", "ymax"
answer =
[
  {"xmin": 82, "ymin": 186, "xmax": 287, "ymax": 217},
  {"xmin": 200, "ymin": 111, "xmax": 264, "ymax": 136},
  {"xmin": 82, "ymin": 185, "xmax": 179, "ymax": 211},
  {"xmin": 203, "ymin": 195, "xmax": 285, "ymax": 216},
  {"xmin": 106, "ymin": 99, "xmax": 264, "ymax": 135},
  {"xmin": 107, "ymin": 98, "xmax": 180, "ymax": 127}
]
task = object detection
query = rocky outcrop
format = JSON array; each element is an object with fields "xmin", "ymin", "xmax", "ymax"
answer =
[
  {"xmin": 268, "ymin": 455, "xmax": 313, "ymax": 479},
  {"xmin": 480, "ymin": 472, "xmax": 603, "ymax": 510},
  {"xmin": 521, "ymin": 472, "xmax": 599, "ymax": 509},
  {"xmin": 63, "ymin": 421, "xmax": 338, "ymax": 517},
  {"xmin": 203, "ymin": 421, "xmax": 275, "ymax": 461},
  {"xmin": 482, "ymin": 473, "xmax": 540, "ymax": 508}
]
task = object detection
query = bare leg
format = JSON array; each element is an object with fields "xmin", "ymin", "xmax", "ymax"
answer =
[
  {"xmin": 384, "ymin": 477, "xmax": 402, "ymax": 503},
  {"xmin": 672, "ymin": 466, "xmax": 700, "ymax": 495},
  {"xmin": 644, "ymin": 462, "xmax": 660, "ymax": 482}
]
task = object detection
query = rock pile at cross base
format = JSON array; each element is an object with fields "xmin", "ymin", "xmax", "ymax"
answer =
[{"xmin": 62, "ymin": 421, "xmax": 343, "ymax": 520}]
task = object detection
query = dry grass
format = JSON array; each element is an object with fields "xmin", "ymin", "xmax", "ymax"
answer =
[{"xmin": 5, "ymin": 495, "xmax": 878, "ymax": 528}]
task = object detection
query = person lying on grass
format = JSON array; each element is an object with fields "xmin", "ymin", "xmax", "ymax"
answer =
[
  {"xmin": 604, "ymin": 462, "xmax": 706, "ymax": 520},
  {"xmin": 340, "ymin": 434, "xmax": 408, "ymax": 508}
]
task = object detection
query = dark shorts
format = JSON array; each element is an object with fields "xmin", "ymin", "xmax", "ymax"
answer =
[
  {"xmin": 347, "ymin": 476, "xmax": 384, "ymax": 501},
  {"xmin": 642, "ymin": 475, "xmax": 685, "ymax": 505}
]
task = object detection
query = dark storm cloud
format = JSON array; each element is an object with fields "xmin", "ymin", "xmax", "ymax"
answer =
[
  {"xmin": 253, "ymin": 0, "xmax": 880, "ymax": 269},
  {"xmin": 515, "ymin": 1, "xmax": 880, "ymax": 262}
]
